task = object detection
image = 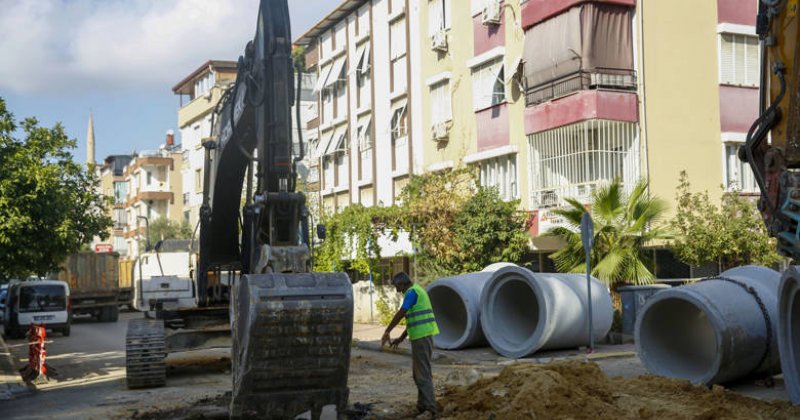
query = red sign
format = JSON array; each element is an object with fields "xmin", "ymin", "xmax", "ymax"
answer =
[{"xmin": 95, "ymin": 244, "xmax": 113, "ymax": 253}]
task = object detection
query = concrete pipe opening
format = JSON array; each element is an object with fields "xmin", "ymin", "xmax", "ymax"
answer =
[
  {"xmin": 637, "ymin": 297, "xmax": 718, "ymax": 382},
  {"xmin": 778, "ymin": 267, "xmax": 800, "ymax": 404},
  {"xmin": 428, "ymin": 286, "xmax": 468, "ymax": 348},
  {"xmin": 491, "ymin": 279, "xmax": 540, "ymax": 347}
]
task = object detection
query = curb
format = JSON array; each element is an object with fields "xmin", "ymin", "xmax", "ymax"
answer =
[
  {"xmin": 353, "ymin": 338, "xmax": 636, "ymax": 366},
  {"xmin": 0, "ymin": 333, "xmax": 32, "ymax": 400}
]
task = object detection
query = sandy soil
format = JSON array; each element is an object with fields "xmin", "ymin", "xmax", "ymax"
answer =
[{"xmin": 440, "ymin": 361, "xmax": 800, "ymax": 420}]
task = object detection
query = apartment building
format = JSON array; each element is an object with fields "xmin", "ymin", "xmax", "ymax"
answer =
[
  {"xmin": 97, "ymin": 155, "xmax": 134, "ymax": 256},
  {"xmin": 416, "ymin": 0, "xmax": 529, "ymax": 204},
  {"xmin": 638, "ymin": 0, "xmax": 759, "ymax": 204},
  {"xmin": 173, "ymin": 60, "xmax": 238, "ymax": 229},
  {"xmin": 122, "ymin": 135, "xmax": 185, "ymax": 258},
  {"xmin": 297, "ymin": 0, "xmax": 422, "ymax": 210}
]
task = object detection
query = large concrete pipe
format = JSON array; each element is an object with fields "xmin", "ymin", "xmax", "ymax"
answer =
[
  {"xmin": 426, "ymin": 263, "xmax": 516, "ymax": 350},
  {"xmin": 777, "ymin": 266, "xmax": 800, "ymax": 404},
  {"xmin": 636, "ymin": 266, "xmax": 781, "ymax": 385},
  {"xmin": 479, "ymin": 266, "xmax": 613, "ymax": 358}
]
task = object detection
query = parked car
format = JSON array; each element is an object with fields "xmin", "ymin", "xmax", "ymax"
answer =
[
  {"xmin": 0, "ymin": 284, "xmax": 7, "ymax": 323},
  {"xmin": 3, "ymin": 280, "xmax": 71, "ymax": 338}
]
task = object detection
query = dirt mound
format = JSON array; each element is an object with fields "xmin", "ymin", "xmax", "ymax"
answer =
[{"xmin": 440, "ymin": 361, "xmax": 800, "ymax": 420}]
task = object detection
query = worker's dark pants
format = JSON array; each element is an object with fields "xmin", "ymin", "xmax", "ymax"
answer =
[{"xmin": 411, "ymin": 335, "xmax": 436, "ymax": 414}]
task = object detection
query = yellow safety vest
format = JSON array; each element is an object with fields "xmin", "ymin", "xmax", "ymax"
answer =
[{"xmin": 405, "ymin": 283, "xmax": 439, "ymax": 340}]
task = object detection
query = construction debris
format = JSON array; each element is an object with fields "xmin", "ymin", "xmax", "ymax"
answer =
[{"xmin": 440, "ymin": 360, "xmax": 800, "ymax": 420}]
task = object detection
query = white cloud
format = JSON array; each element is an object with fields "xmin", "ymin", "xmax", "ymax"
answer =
[{"xmin": 0, "ymin": 0, "xmax": 259, "ymax": 94}]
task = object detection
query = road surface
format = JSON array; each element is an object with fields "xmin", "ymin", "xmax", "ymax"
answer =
[{"xmin": 0, "ymin": 312, "xmax": 231, "ymax": 419}]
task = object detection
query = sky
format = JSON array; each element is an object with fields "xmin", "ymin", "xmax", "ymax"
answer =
[{"xmin": 0, "ymin": 0, "xmax": 341, "ymax": 161}]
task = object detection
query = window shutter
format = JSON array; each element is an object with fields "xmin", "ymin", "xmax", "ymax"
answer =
[
  {"xmin": 733, "ymin": 35, "xmax": 746, "ymax": 85},
  {"xmin": 444, "ymin": 0, "xmax": 452, "ymax": 30},
  {"xmin": 745, "ymin": 36, "xmax": 759, "ymax": 86},
  {"xmin": 720, "ymin": 34, "xmax": 734, "ymax": 84},
  {"xmin": 429, "ymin": 0, "xmax": 443, "ymax": 37}
]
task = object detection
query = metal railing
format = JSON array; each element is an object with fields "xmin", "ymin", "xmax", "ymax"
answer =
[{"xmin": 525, "ymin": 68, "xmax": 637, "ymax": 107}]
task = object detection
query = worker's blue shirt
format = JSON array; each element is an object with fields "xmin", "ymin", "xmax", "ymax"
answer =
[{"xmin": 401, "ymin": 289, "xmax": 418, "ymax": 311}]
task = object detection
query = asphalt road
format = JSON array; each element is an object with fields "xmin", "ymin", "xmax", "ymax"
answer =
[{"xmin": 0, "ymin": 311, "xmax": 231, "ymax": 419}]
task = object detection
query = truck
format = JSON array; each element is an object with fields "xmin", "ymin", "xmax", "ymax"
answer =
[
  {"xmin": 129, "ymin": 239, "xmax": 197, "ymax": 313},
  {"xmin": 118, "ymin": 258, "xmax": 134, "ymax": 309},
  {"xmin": 55, "ymin": 252, "xmax": 119, "ymax": 322}
]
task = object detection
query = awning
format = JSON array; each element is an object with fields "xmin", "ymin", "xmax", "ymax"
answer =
[
  {"xmin": 316, "ymin": 128, "xmax": 335, "ymax": 157},
  {"xmin": 323, "ymin": 125, "xmax": 347, "ymax": 155},
  {"xmin": 324, "ymin": 57, "xmax": 347, "ymax": 89},
  {"xmin": 314, "ymin": 63, "xmax": 333, "ymax": 93},
  {"xmin": 353, "ymin": 43, "xmax": 371, "ymax": 75},
  {"xmin": 523, "ymin": 3, "xmax": 633, "ymax": 88},
  {"xmin": 357, "ymin": 115, "xmax": 372, "ymax": 148},
  {"xmin": 359, "ymin": 43, "xmax": 371, "ymax": 73}
]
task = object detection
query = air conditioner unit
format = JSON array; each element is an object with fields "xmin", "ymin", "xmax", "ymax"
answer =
[
  {"xmin": 431, "ymin": 122, "xmax": 449, "ymax": 141},
  {"xmin": 430, "ymin": 30, "xmax": 448, "ymax": 52},
  {"xmin": 482, "ymin": 0, "xmax": 501, "ymax": 25}
]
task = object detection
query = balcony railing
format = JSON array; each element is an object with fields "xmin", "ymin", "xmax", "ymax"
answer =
[{"xmin": 525, "ymin": 68, "xmax": 637, "ymax": 107}]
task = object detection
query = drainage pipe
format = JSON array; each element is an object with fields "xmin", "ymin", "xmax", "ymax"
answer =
[
  {"xmin": 479, "ymin": 266, "xmax": 613, "ymax": 358},
  {"xmin": 425, "ymin": 263, "xmax": 515, "ymax": 350},
  {"xmin": 777, "ymin": 266, "xmax": 800, "ymax": 404},
  {"xmin": 636, "ymin": 266, "xmax": 781, "ymax": 385}
]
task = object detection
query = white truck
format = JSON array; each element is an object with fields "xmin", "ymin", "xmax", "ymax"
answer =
[{"xmin": 131, "ymin": 240, "xmax": 197, "ymax": 314}]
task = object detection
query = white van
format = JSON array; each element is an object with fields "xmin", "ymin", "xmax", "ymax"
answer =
[{"xmin": 3, "ymin": 280, "xmax": 71, "ymax": 338}]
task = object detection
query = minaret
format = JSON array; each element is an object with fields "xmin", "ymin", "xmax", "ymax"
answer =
[{"xmin": 86, "ymin": 112, "xmax": 96, "ymax": 166}]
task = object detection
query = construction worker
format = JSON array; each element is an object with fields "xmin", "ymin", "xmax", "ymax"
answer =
[{"xmin": 381, "ymin": 272, "xmax": 439, "ymax": 418}]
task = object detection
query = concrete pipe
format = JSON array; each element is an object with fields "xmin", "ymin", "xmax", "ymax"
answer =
[
  {"xmin": 479, "ymin": 266, "xmax": 613, "ymax": 358},
  {"xmin": 777, "ymin": 266, "xmax": 800, "ymax": 404},
  {"xmin": 636, "ymin": 266, "xmax": 781, "ymax": 385},
  {"xmin": 426, "ymin": 264, "xmax": 515, "ymax": 350}
]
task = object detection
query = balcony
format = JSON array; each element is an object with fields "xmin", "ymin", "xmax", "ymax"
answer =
[{"xmin": 525, "ymin": 68, "xmax": 636, "ymax": 106}]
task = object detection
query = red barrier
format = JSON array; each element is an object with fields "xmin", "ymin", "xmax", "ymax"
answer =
[{"xmin": 20, "ymin": 323, "xmax": 49, "ymax": 382}]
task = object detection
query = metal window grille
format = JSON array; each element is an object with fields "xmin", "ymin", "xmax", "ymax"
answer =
[
  {"xmin": 479, "ymin": 154, "xmax": 518, "ymax": 201},
  {"xmin": 528, "ymin": 119, "xmax": 640, "ymax": 208}
]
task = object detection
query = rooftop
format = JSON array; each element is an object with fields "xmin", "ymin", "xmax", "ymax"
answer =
[
  {"xmin": 172, "ymin": 60, "xmax": 238, "ymax": 95},
  {"xmin": 294, "ymin": 0, "xmax": 367, "ymax": 46}
]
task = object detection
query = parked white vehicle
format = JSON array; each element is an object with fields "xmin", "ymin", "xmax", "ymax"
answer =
[
  {"xmin": 131, "ymin": 240, "xmax": 197, "ymax": 314},
  {"xmin": 3, "ymin": 279, "xmax": 71, "ymax": 338}
]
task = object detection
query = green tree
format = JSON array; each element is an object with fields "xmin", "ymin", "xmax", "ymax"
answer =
[
  {"xmin": 146, "ymin": 217, "xmax": 193, "ymax": 248},
  {"xmin": 671, "ymin": 171, "xmax": 782, "ymax": 270},
  {"xmin": 0, "ymin": 98, "xmax": 112, "ymax": 278},
  {"xmin": 545, "ymin": 179, "xmax": 670, "ymax": 287}
]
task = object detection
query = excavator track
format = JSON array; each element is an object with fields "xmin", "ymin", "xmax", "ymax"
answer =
[
  {"xmin": 126, "ymin": 319, "xmax": 167, "ymax": 389},
  {"xmin": 230, "ymin": 272, "xmax": 353, "ymax": 419}
]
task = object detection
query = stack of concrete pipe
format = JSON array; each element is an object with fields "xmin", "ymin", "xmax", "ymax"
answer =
[
  {"xmin": 426, "ymin": 264, "xmax": 614, "ymax": 358},
  {"xmin": 635, "ymin": 266, "xmax": 782, "ymax": 385}
]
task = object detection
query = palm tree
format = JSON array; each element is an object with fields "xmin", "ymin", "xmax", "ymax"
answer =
[{"xmin": 544, "ymin": 179, "xmax": 670, "ymax": 287}]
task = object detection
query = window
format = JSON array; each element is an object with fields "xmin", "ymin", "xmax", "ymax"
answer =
[
  {"xmin": 321, "ymin": 32, "xmax": 333, "ymax": 59},
  {"xmin": 478, "ymin": 154, "xmax": 518, "ymax": 201},
  {"xmin": 358, "ymin": 118, "xmax": 373, "ymax": 182},
  {"xmin": 355, "ymin": 43, "xmax": 372, "ymax": 108},
  {"xmin": 391, "ymin": 104, "xmax": 409, "ymax": 174},
  {"xmin": 322, "ymin": 89, "xmax": 334, "ymax": 123},
  {"xmin": 334, "ymin": 133, "xmax": 348, "ymax": 188},
  {"xmin": 357, "ymin": 5, "xmax": 370, "ymax": 36},
  {"xmin": 195, "ymin": 169, "xmax": 202, "ymax": 191},
  {"xmin": 428, "ymin": 0, "xmax": 452, "ymax": 37},
  {"xmin": 323, "ymin": 157, "xmax": 334, "ymax": 190},
  {"xmin": 390, "ymin": 19, "xmax": 407, "ymax": 94},
  {"xmin": 390, "ymin": 0, "xmax": 405, "ymax": 14},
  {"xmin": 335, "ymin": 81, "xmax": 347, "ymax": 119},
  {"xmin": 194, "ymin": 71, "xmax": 215, "ymax": 99},
  {"xmin": 430, "ymin": 81, "xmax": 452, "ymax": 125},
  {"xmin": 724, "ymin": 143, "xmax": 758, "ymax": 193},
  {"xmin": 528, "ymin": 120, "xmax": 640, "ymax": 208},
  {"xmin": 146, "ymin": 171, "xmax": 152, "ymax": 186},
  {"xmin": 719, "ymin": 33, "xmax": 759, "ymax": 87},
  {"xmin": 472, "ymin": 58, "xmax": 505, "ymax": 110}
]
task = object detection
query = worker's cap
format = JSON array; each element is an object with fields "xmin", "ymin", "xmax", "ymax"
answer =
[{"xmin": 391, "ymin": 272, "xmax": 412, "ymax": 287}]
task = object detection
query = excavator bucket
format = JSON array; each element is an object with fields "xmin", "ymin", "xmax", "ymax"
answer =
[{"xmin": 230, "ymin": 272, "xmax": 353, "ymax": 418}]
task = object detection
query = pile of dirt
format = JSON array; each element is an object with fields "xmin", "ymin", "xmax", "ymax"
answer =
[{"xmin": 440, "ymin": 361, "xmax": 800, "ymax": 420}]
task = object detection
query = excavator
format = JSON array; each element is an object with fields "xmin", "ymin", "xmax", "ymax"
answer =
[
  {"xmin": 124, "ymin": 1, "xmax": 354, "ymax": 418},
  {"xmin": 744, "ymin": 0, "xmax": 800, "ymax": 406}
]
